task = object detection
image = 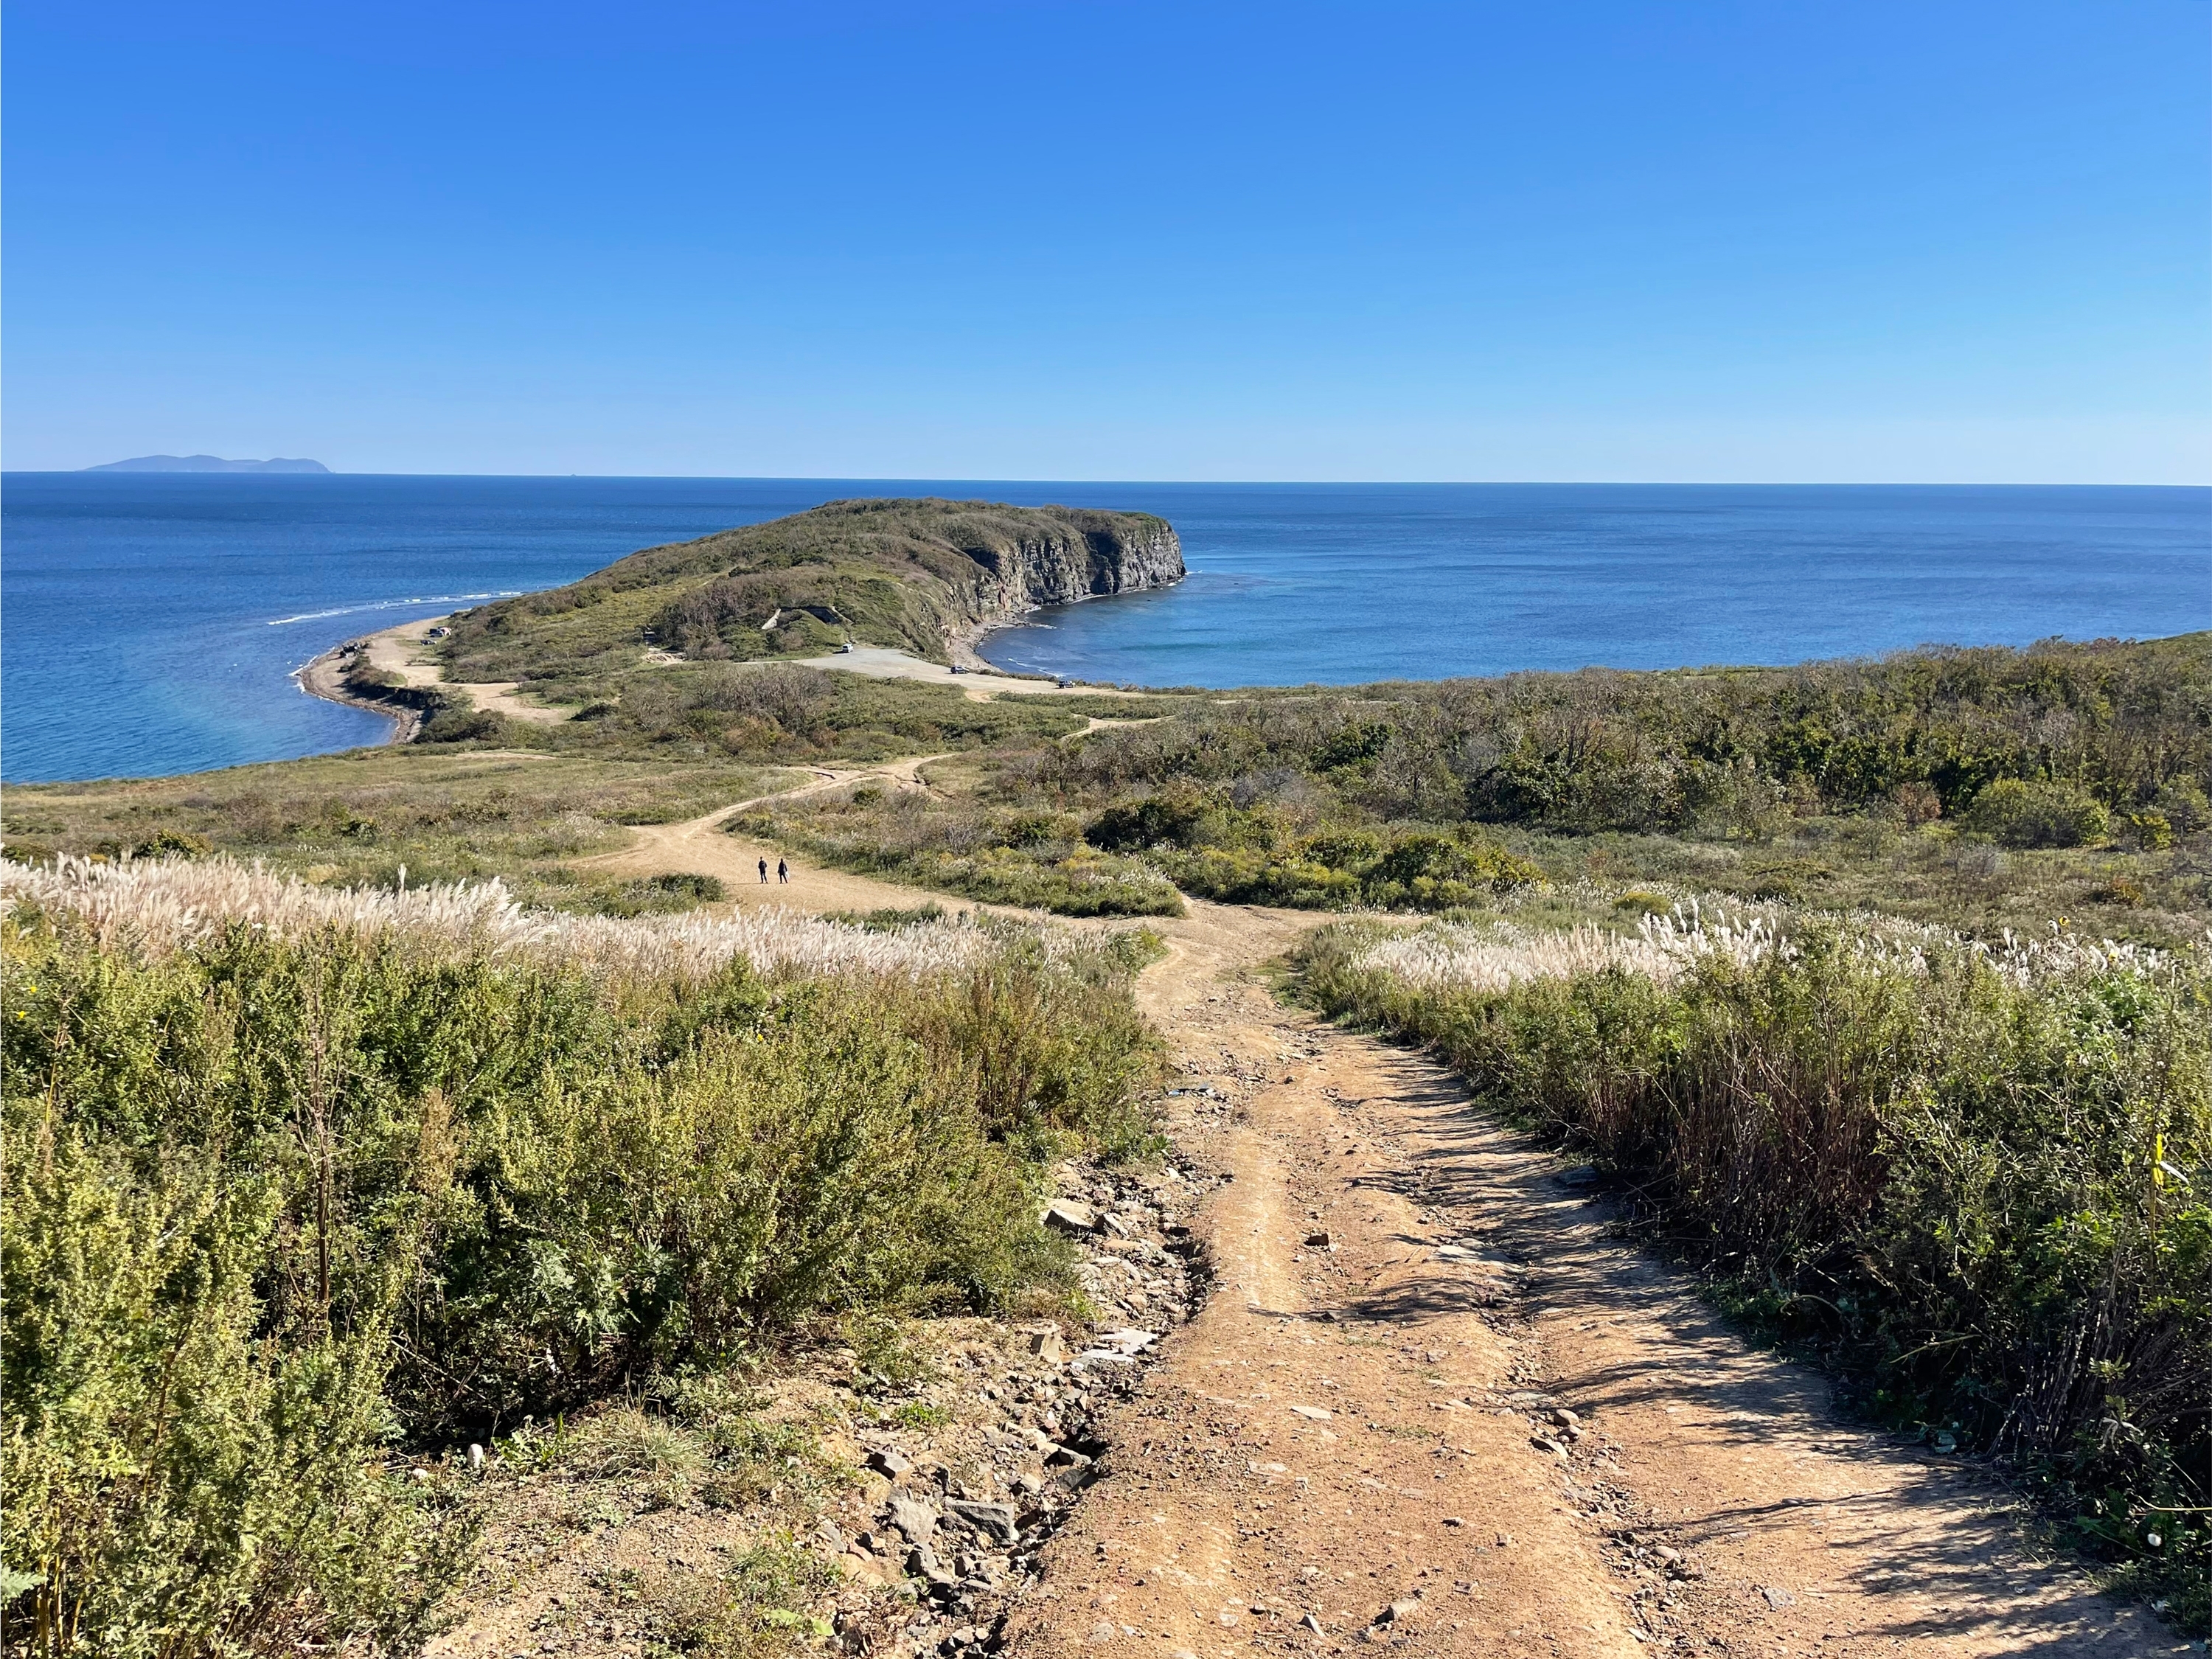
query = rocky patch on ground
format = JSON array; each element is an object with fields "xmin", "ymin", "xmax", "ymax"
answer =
[{"xmin": 425, "ymin": 1154, "xmax": 1212, "ymax": 1659}]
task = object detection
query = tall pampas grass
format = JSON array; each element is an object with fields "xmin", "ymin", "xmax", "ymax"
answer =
[
  {"xmin": 1345, "ymin": 897, "xmax": 2185, "ymax": 996},
  {"xmin": 1, "ymin": 854, "xmax": 998, "ymax": 981}
]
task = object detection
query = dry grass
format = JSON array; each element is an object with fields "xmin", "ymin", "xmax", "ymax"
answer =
[
  {"xmin": 1346, "ymin": 899, "xmax": 2192, "ymax": 996},
  {"xmin": 1, "ymin": 853, "xmax": 1004, "ymax": 982}
]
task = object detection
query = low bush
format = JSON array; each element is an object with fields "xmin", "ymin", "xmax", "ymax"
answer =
[
  {"xmin": 740, "ymin": 793, "xmax": 1184, "ymax": 918},
  {"xmin": 2, "ymin": 874, "xmax": 1161, "ymax": 1652},
  {"xmin": 1085, "ymin": 794, "xmax": 1545, "ymax": 912},
  {"xmin": 568, "ymin": 870, "xmax": 728, "ymax": 916},
  {"xmin": 1964, "ymin": 778, "xmax": 2113, "ymax": 849}
]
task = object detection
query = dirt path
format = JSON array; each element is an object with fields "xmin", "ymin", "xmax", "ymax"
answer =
[
  {"xmin": 786, "ymin": 644, "xmax": 1155, "ymax": 700},
  {"xmin": 571, "ymin": 774, "xmax": 2166, "ymax": 1658},
  {"xmin": 569, "ymin": 754, "xmax": 957, "ymax": 914}
]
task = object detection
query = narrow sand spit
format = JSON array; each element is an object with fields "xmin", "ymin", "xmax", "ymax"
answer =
[
  {"xmin": 299, "ymin": 621, "xmax": 1154, "ymax": 736},
  {"xmin": 433, "ymin": 768, "xmax": 2170, "ymax": 1659},
  {"xmin": 298, "ymin": 613, "xmax": 577, "ymax": 734}
]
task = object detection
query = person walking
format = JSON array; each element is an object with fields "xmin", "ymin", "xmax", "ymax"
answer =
[
  {"xmin": 776, "ymin": 858, "xmax": 790, "ymax": 884},
  {"xmin": 757, "ymin": 858, "xmax": 768, "ymax": 884}
]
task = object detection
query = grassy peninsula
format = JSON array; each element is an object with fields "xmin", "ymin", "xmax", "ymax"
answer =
[{"xmin": 431, "ymin": 495, "xmax": 1183, "ymax": 695}]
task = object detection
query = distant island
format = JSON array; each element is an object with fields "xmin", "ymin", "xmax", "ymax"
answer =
[{"xmin": 83, "ymin": 454, "xmax": 331, "ymax": 473}]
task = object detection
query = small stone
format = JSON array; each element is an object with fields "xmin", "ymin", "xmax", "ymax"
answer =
[
  {"xmin": 1029, "ymin": 1329, "xmax": 1068, "ymax": 1363},
  {"xmin": 467, "ymin": 1442, "xmax": 486, "ymax": 1472},
  {"xmin": 888, "ymin": 1497, "xmax": 939, "ymax": 1543},
  {"xmin": 948, "ymin": 1500, "xmax": 1018, "ymax": 1545},
  {"xmin": 1043, "ymin": 1202, "xmax": 1099, "ymax": 1235},
  {"xmin": 1290, "ymin": 1405, "xmax": 1332, "ymax": 1421},
  {"xmin": 1441, "ymin": 1516, "xmax": 1465, "ymax": 1527},
  {"xmin": 1551, "ymin": 1408, "xmax": 1582, "ymax": 1429},
  {"xmin": 868, "ymin": 1447, "xmax": 914, "ymax": 1479},
  {"xmin": 1302, "ymin": 1613, "xmax": 1324, "ymax": 1635},
  {"xmin": 1304, "ymin": 1231, "xmax": 1333, "ymax": 1248},
  {"xmin": 1761, "ymin": 1585, "xmax": 1796, "ymax": 1610},
  {"xmin": 1495, "ymin": 1533, "xmax": 1514, "ymax": 1548},
  {"xmin": 1376, "ymin": 1593, "xmax": 1423, "ymax": 1626}
]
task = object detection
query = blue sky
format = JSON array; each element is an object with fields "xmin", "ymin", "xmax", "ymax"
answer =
[{"xmin": 7, "ymin": 1, "xmax": 2207, "ymax": 481}]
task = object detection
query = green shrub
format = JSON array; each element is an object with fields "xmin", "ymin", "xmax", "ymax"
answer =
[
  {"xmin": 2128, "ymin": 812, "xmax": 2176, "ymax": 852},
  {"xmin": 1961, "ymin": 779, "xmax": 2113, "ymax": 848},
  {"xmin": 1158, "ymin": 824, "xmax": 1543, "ymax": 912},
  {"xmin": 4, "ymin": 1057, "xmax": 474, "ymax": 1654},
  {"xmin": 131, "ymin": 829, "xmax": 215, "ymax": 859},
  {"xmin": 1086, "ymin": 796, "xmax": 1207, "ymax": 852},
  {"xmin": 568, "ymin": 871, "xmax": 727, "ymax": 916},
  {"xmin": 1, "ymin": 908, "xmax": 1158, "ymax": 1649},
  {"xmin": 2157, "ymin": 779, "xmax": 2211, "ymax": 835}
]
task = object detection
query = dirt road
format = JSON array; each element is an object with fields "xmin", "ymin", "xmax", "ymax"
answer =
[{"xmin": 579, "ymin": 778, "xmax": 2171, "ymax": 1658}]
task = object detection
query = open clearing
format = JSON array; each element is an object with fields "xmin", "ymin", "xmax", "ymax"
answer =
[{"xmin": 422, "ymin": 762, "xmax": 2187, "ymax": 1658}]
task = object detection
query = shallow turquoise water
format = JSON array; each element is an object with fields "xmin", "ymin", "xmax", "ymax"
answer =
[{"xmin": 4, "ymin": 476, "xmax": 2204, "ymax": 783}]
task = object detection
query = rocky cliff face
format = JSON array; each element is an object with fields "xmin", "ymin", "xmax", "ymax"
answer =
[{"xmin": 953, "ymin": 513, "xmax": 1186, "ymax": 627}]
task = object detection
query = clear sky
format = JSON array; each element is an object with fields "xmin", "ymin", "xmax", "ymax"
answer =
[{"xmin": 6, "ymin": 1, "xmax": 2208, "ymax": 481}]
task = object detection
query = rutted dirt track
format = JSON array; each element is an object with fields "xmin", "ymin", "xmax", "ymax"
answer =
[{"xmin": 577, "ymin": 772, "xmax": 2169, "ymax": 1657}]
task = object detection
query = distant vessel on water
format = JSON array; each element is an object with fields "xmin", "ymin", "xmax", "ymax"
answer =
[{"xmin": 83, "ymin": 454, "xmax": 331, "ymax": 473}]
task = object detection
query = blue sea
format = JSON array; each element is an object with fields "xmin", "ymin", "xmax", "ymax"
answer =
[{"xmin": 3, "ymin": 475, "xmax": 2205, "ymax": 784}]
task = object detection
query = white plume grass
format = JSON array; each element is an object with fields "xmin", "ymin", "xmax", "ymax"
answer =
[
  {"xmin": 1, "ymin": 854, "xmax": 1002, "ymax": 981},
  {"xmin": 1346, "ymin": 896, "xmax": 2187, "ymax": 997}
]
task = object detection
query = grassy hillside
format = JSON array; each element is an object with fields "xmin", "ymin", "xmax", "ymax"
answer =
[
  {"xmin": 431, "ymin": 497, "xmax": 1181, "ymax": 702},
  {"xmin": 8, "ymin": 588, "xmax": 2210, "ymax": 1642},
  {"xmin": 744, "ymin": 632, "xmax": 2212, "ymax": 940}
]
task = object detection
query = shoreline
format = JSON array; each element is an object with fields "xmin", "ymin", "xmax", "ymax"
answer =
[
  {"xmin": 953, "ymin": 568, "xmax": 1189, "ymax": 681},
  {"xmin": 294, "ymin": 632, "xmax": 434, "ymax": 744}
]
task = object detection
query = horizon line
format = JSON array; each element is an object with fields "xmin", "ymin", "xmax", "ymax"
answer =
[{"xmin": 9, "ymin": 469, "xmax": 2209, "ymax": 490}]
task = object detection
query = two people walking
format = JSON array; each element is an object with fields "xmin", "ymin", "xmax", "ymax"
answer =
[{"xmin": 757, "ymin": 857, "xmax": 788, "ymax": 885}]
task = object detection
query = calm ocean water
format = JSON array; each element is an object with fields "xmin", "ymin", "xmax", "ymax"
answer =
[{"xmin": 3, "ymin": 476, "xmax": 2205, "ymax": 784}]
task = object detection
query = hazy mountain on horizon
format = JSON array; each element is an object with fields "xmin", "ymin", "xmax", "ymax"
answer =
[{"xmin": 84, "ymin": 454, "xmax": 331, "ymax": 473}]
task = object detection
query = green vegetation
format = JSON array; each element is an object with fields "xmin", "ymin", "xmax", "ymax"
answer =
[
  {"xmin": 739, "ymin": 783, "xmax": 1186, "ymax": 917},
  {"xmin": 997, "ymin": 633, "xmax": 2211, "ymax": 938},
  {"xmin": 433, "ymin": 497, "xmax": 1176, "ymax": 692},
  {"xmin": 1074, "ymin": 633, "xmax": 2210, "ymax": 832},
  {"xmin": 0, "ymin": 749, "xmax": 779, "ymax": 904},
  {"xmin": 726, "ymin": 633, "xmax": 2208, "ymax": 934},
  {"xmin": 2, "ymin": 891, "xmax": 1160, "ymax": 1653},
  {"xmin": 7, "ymin": 493, "xmax": 2208, "ymax": 1649},
  {"xmin": 1298, "ymin": 915, "xmax": 2212, "ymax": 1627}
]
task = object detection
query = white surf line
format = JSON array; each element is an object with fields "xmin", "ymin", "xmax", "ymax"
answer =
[{"xmin": 265, "ymin": 591, "xmax": 523, "ymax": 626}]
